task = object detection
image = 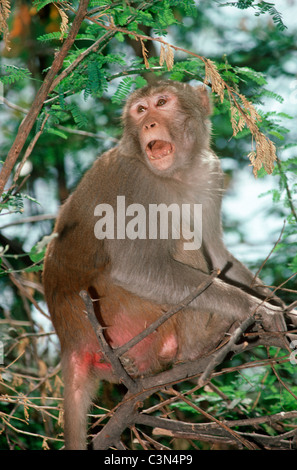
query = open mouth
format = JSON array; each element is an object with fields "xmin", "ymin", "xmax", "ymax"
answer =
[{"xmin": 146, "ymin": 140, "xmax": 174, "ymax": 161}]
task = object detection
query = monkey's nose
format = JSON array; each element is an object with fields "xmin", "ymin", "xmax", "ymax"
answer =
[{"xmin": 144, "ymin": 121, "xmax": 157, "ymax": 130}]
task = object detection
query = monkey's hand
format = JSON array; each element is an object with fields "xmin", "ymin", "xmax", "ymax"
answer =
[
  {"xmin": 254, "ymin": 302, "xmax": 287, "ymax": 336},
  {"xmin": 285, "ymin": 307, "xmax": 297, "ymax": 328},
  {"xmin": 250, "ymin": 303, "xmax": 297, "ymax": 348}
]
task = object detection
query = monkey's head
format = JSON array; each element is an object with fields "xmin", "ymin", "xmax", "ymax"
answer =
[{"xmin": 121, "ymin": 80, "xmax": 212, "ymax": 176}]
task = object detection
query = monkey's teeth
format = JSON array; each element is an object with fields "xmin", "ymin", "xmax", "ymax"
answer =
[{"xmin": 149, "ymin": 150, "xmax": 172, "ymax": 160}]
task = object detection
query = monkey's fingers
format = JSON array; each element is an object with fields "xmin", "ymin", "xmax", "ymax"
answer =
[
  {"xmin": 256, "ymin": 305, "xmax": 287, "ymax": 334},
  {"xmin": 285, "ymin": 308, "xmax": 297, "ymax": 329}
]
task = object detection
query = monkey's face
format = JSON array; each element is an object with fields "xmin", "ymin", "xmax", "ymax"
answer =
[
  {"xmin": 122, "ymin": 82, "xmax": 211, "ymax": 177},
  {"xmin": 128, "ymin": 91, "xmax": 178, "ymax": 172}
]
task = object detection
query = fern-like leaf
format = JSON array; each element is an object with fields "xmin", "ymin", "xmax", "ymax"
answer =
[
  {"xmin": 84, "ymin": 61, "xmax": 108, "ymax": 100},
  {"xmin": 112, "ymin": 77, "xmax": 136, "ymax": 104},
  {"xmin": 0, "ymin": 65, "xmax": 31, "ymax": 84},
  {"xmin": 46, "ymin": 128, "xmax": 68, "ymax": 140},
  {"xmin": 33, "ymin": 0, "xmax": 57, "ymax": 12},
  {"xmin": 37, "ymin": 32, "xmax": 67, "ymax": 42},
  {"xmin": 67, "ymin": 103, "xmax": 88, "ymax": 129},
  {"xmin": 234, "ymin": 66, "xmax": 267, "ymax": 86},
  {"xmin": 221, "ymin": 1, "xmax": 286, "ymax": 30},
  {"xmin": 255, "ymin": 2, "xmax": 287, "ymax": 31}
]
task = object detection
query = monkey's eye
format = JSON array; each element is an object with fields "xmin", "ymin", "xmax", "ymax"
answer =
[
  {"xmin": 137, "ymin": 105, "xmax": 146, "ymax": 113},
  {"xmin": 157, "ymin": 98, "xmax": 167, "ymax": 107}
]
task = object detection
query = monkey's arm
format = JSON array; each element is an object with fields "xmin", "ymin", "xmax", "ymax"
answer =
[
  {"xmin": 109, "ymin": 248, "xmax": 286, "ymax": 332},
  {"xmin": 220, "ymin": 251, "xmax": 283, "ymax": 305},
  {"xmin": 172, "ymin": 235, "xmax": 283, "ymax": 306}
]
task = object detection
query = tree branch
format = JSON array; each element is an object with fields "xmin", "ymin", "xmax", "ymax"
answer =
[
  {"xmin": 0, "ymin": 0, "xmax": 90, "ymax": 195},
  {"xmin": 79, "ymin": 290, "xmax": 137, "ymax": 391},
  {"xmin": 139, "ymin": 413, "xmax": 297, "ymax": 449},
  {"xmin": 197, "ymin": 315, "xmax": 255, "ymax": 387}
]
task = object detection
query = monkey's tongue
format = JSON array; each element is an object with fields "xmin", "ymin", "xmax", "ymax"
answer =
[{"xmin": 148, "ymin": 140, "xmax": 173, "ymax": 160}]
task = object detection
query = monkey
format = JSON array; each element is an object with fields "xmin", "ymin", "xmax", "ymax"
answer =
[{"xmin": 43, "ymin": 80, "xmax": 289, "ymax": 450}]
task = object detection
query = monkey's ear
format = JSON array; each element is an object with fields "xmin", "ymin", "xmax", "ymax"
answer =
[{"xmin": 196, "ymin": 85, "xmax": 212, "ymax": 116}]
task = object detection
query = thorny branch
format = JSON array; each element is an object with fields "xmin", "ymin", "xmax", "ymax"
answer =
[
  {"xmin": 197, "ymin": 315, "xmax": 255, "ymax": 388},
  {"xmin": 1, "ymin": 277, "xmax": 297, "ymax": 449},
  {"xmin": 80, "ymin": 290, "xmax": 137, "ymax": 391}
]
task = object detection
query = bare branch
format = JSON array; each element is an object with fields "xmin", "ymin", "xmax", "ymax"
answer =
[
  {"xmin": 79, "ymin": 290, "xmax": 137, "ymax": 391},
  {"xmin": 197, "ymin": 315, "xmax": 255, "ymax": 387}
]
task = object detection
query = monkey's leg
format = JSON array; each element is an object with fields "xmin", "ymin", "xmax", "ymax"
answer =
[{"xmin": 62, "ymin": 350, "xmax": 100, "ymax": 450}]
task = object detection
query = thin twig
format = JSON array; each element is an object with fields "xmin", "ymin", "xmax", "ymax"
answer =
[
  {"xmin": 270, "ymin": 361, "xmax": 297, "ymax": 400},
  {"xmin": 276, "ymin": 156, "xmax": 297, "ymax": 223},
  {"xmin": 0, "ymin": 214, "xmax": 56, "ymax": 230},
  {"xmin": 286, "ymin": 300, "xmax": 297, "ymax": 313},
  {"xmin": 79, "ymin": 290, "xmax": 137, "ymax": 391},
  {"xmin": 12, "ymin": 113, "xmax": 50, "ymax": 187},
  {"xmin": 168, "ymin": 388, "xmax": 257, "ymax": 450},
  {"xmin": 1, "ymin": 98, "xmax": 118, "ymax": 143},
  {"xmin": 198, "ymin": 316, "xmax": 255, "ymax": 387},
  {"xmin": 251, "ymin": 220, "xmax": 286, "ymax": 286}
]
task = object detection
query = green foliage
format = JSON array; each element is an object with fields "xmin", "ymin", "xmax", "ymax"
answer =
[
  {"xmin": 169, "ymin": 58, "xmax": 205, "ymax": 82},
  {"xmin": 255, "ymin": 2, "xmax": 287, "ymax": 31},
  {"xmin": 173, "ymin": 348, "xmax": 297, "ymax": 419},
  {"xmin": 67, "ymin": 103, "xmax": 88, "ymax": 128},
  {"xmin": 0, "ymin": 193, "xmax": 39, "ymax": 214},
  {"xmin": 233, "ymin": 66, "xmax": 267, "ymax": 86},
  {"xmin": 37, "ymin": 31, "xmax": 67, "ymax": 42},
  {"xmin": 33, "ymin": 0, "xmax": 58, "ymax": 12},
  {"xmin": 84, "ymin": 61, "xmax": 107, "ymax": 100},
  {"xmin": 221, "ymin": 1, "xmax": 287, "ymax": 30},
  {"xmin": 111, "ymin": 76, "xmax": 147, "ymax": 103},
  {"xmin": 0, "ymin": 65, "xmax": 31, "ymax": 85},
  {"xmin": 29, "ymin": 235, "xmax": 52, "ymax": 264},
  {"xmin": 46, "ymin": 127, "xmax": 68, "ymax": 139}
]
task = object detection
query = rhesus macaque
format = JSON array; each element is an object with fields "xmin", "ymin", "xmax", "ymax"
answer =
[{"xmin": 43, "ymin": 80, "xmax": 287, "ymax": 450}]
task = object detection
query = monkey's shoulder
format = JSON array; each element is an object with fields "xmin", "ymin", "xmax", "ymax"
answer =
[
  {"xmin": 77, "ymin": 146, "xmax": 141, "ymax": 190},
  {"xmin": 83, "ymin": 146, "xmax": 120, "ymax": 178},
  {"xmin": 51, "ymin": 148, "xmax": 125, "ymax": 233}
]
